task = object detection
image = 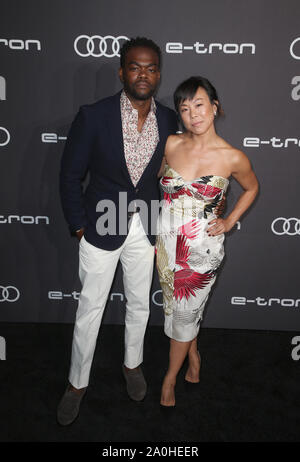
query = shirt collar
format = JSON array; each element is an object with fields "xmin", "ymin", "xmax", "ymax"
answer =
[{"xmin": 121, "ymin": 90, "xmax": 156, "ymax": 115}]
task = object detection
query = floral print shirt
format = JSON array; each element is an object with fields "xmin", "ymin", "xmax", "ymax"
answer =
[{"xmin": 120, "ymin": 90, "xmax": 159, "ymax": 187}]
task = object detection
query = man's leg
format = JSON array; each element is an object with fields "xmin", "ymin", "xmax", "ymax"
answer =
[
  {"xmin": 120, "ymin": 214, "xmax": 155, "ymax": 400},
  {"xmin": 57, "ymin": 236, "xmax": 122, "ymax": 425},
  {"xmin": 69, "ymin": 236, "xmax": 122, "ymax": 388}
]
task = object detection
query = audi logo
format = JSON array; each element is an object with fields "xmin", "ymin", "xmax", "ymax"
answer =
[
  {"xmin": 74, "ymin": 35, "xmax": 129, "ymax": 58},
  {"xmin": 271, "ymin": 217, "xmax": 300, "ymax": 236},
  {"xmin": 0, "ymin": 286, "xmax": 20, "ymax": 302},
  {"xmin": 0, "ymin": 127, "xmax": 10, "ymax": 146},
  {"xmin": 290, "ymin": 37, "xmax": 300, "ymax": 60}
]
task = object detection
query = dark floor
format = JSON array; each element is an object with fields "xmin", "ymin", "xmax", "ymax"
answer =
[{"xmin": 0, "ymin": 323, "xmax": 299, "ymax": 442}]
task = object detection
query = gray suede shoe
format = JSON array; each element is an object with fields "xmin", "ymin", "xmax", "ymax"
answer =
[
  {"xmin": 57, "ymin": 386, "xmax": 86, "ymax": 426},
  {"xmin": 122, "ymin": 365, "xmax": 147, "ymax": 401}
]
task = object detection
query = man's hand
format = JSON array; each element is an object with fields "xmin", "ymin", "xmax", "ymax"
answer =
[
  {"xmin": 215, "ymin": 194, "xmax": 226, "ymax": 217},
  {"xmin": 76, "ymin": 228, "xmax": 85, "ymax": 241}
]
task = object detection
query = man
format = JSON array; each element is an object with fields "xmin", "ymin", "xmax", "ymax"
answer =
[{"xmin": 57, "ymin": 37, "xmax": 178, "ymax": 426}]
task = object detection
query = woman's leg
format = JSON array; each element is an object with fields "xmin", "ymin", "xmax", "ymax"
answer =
[
  {"xmin": 185, "ymin": 337, "xmax": 201, "ymax": 383},
  {"xmin": 160, "ymin": 338, "xmax": 192, "ymax": 406}
]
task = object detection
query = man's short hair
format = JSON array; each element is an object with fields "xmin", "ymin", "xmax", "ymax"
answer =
[{"xmin": 120, "ymin": 37, "xmax": 161, "ymax": 69}]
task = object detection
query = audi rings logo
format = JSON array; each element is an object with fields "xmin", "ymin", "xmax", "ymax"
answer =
[
  {"xmin": 0, "ymin": 127, "xmax": 10, "ymax": 146},
  {"xmin": 290, "ymin": 37, "xmax": 300, "ymax": 60},
  {"xmin": 271, "ymin": 218, "xmax": 300, "ymax": 236},
  {"xmin": 0, "ymin": 286, "xmax": 20, "ymax": 302},
  {"xmin": 74, "ymin": 35, "xmax": 129, "ymax": 58}
]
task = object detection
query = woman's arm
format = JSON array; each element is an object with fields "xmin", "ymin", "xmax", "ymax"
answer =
[
  {"xmin": 207, "ymin": 150, "xmax": 259, "ymax": 236},
  {"xmin": 157, "ymin": 156, "xmax": 166, "ymax": 178},
  {"xmin": 157, "ymin": 135, "xmax": 179, "ymax": 178}
]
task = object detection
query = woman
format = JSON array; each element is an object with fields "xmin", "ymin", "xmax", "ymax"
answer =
[{"xmin": 156, "ymin": 76, "xmax": 259, "ymax": 407}]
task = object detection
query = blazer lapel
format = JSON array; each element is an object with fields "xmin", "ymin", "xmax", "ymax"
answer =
[
  {"xmin": 107, "ymin": 91, "xmax": 134, "ymax": 186},
  {"xmin": 136, "ymin": 103, "xmax": 166, "ymax": 186},
  {"xmin": 155, "ymin": 103, "xmax": 166, "ymax": 154}
]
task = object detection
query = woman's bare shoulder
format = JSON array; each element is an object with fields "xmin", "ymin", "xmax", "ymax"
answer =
[
  {"xmin": 165, "ymin": 133, "xmax": 186, "ymax": 153},
  {"xmin": 220, "ymin": 144, "xmax": 252, "ymax": 174},
  {"xmin": 227, "ymin": 146, "xmax": 249, "ymax": 163},
  {"xmin": 217, "ymin": 137, "xmax": 247, "ymax": 162},
  {"xmin": 167, "ymin": 133, "xmax": 186, "ymax": 144}
]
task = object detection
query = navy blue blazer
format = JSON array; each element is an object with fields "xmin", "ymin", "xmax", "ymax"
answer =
[{"xmin": 60, "ymin": 91, "xmax": 178, "ymax": 250}]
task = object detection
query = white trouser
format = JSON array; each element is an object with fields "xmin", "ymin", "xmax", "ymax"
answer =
[{"xmin": 69, "ymin": 213, "xmax": 155, "ymax": 389}]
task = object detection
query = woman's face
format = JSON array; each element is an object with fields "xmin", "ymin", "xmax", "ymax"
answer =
[{"xmin": 179, "ymin": 86, "xmax": 217, "ymax": 135}]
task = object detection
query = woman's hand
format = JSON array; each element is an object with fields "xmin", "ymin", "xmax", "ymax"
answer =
[
  {"xmin": 207, "ymin": 217, "xmax": 234, "ymax": 236},
  {"xmin": 214, "ymin": 194, "xmax": 226, "ymax": 217}
]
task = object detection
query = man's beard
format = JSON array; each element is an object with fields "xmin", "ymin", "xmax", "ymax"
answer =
[{"xmin": 123, "ymin": 81, "xmax": 156, "ymax": 101}]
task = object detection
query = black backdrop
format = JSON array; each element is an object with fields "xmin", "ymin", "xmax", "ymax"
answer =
[{"xmin": 1, "ymin": 0, "xmax": 299, "ymax": 330}]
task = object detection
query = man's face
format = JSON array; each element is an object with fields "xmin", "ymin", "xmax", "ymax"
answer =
[{"xmin": 119, "ymin": 46, "xmax": 161, "ymax": 101}]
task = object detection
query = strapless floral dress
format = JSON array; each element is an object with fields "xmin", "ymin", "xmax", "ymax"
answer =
[{"xmin": 156, "ymin": 165, "xmax": 229, "ymax": 341}]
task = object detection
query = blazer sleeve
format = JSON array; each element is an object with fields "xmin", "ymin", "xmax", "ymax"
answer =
[{"xmin": 59, "ymin": 106, "xmax": 93, "ymax": 233}]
